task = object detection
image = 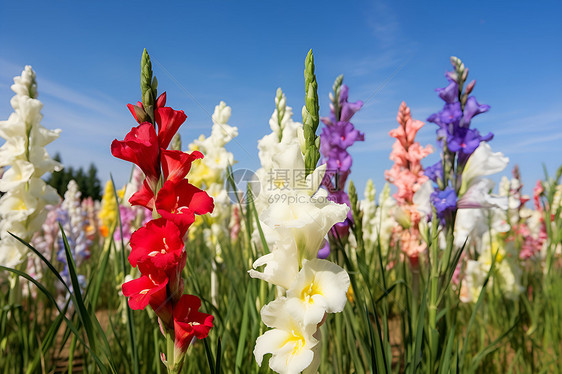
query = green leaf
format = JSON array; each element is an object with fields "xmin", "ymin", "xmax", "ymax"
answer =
[{"xmin": 0, "ymin": 265, "xmax": 109, "ymax": 373}]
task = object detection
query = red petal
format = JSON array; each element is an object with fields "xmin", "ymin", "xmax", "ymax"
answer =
[
  {"xmin": 111, "ymin": 123, "xmax": 160, "ymax": 184},
  {"xmin": 156, "ymin": 92, "xmax": 167, "ymax": 108},
  {"xmin": 128, "ymin": 218, "xmax": 184, "ymax": 270},
  {"xmin": 122, "ymin": 274, "xmax": 168, "ymax": 310},
  {"xmin": 173, "ymin": 294, "xmax": 214, "ymax": 352},
  {"xmin": 161, "ymin": 149, "xmax": 204, "ymax": 183},
  {"xmin": 127, "ymin": 103, "xmax": 139, "ymax": 122},
  {"xmin": 155, "ymin": 107, "xmax": 187, "ymax": 150},
  {"xmin": 155, "ymin": 179, "xmax": 214, "ymax": 235},
  {"xmin": 129, "ymin": 179, "xmax": 156, "ymax": 210},
  {"xmin": 155, "ymin": 180, "xmax": 196, "ymax": 236}
]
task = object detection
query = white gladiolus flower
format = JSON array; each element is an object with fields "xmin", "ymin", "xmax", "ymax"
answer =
[
  {"xmin": 254, "ymin": 90, "xmax": 303, "ymax": 213},
  {"xmin": 286, "ymin": 259, "xmax": 350, "ymax": 326},
  {"xmin": 187, "ymin": 100, "xmax": 238, "ymax": 221},
  {"xmin": 459, "ymin": 260, "xmax": 486, "ymax": 303},
  {"xmin": 362, "ymin": 183, "xmax": 396, "ymax": 254},
  {"xmin": 261, "ymin": 193, "xmax": 349, "ymax": 261},
  {"xmin": 205, "ymin": 101, "xmax": 239, "ymax": 148},
  {"xmin": 460, "ymin": 142, "xmax": 508, "ymax": 195},
  {"xmin": 62, "ymin": 180, "xmax": 83, "ymax": 228},
  {"xmin": 250, "ymin": 89, "xmax": 351, "ymax": 373},
  {"xmin": 454, "ymin": 207, "xmax": 510, "ymax": 252},
  {"xmin": 254, "ymin": 298, "xmax": 320, "ymax": 374},
  {"xmin": 258, "ymin": 143, "xmax": 349, "ymax": 260},
  {"xmin": 460, "ymin": 238, "xmax": 523, "ymax": 303},
  {"xmin": 187, "ymin": 101, "xmax": 238, "ymax": 306},
  {"xmin": 0, "ymin": 66, "xmax": 61, "ymax": 268}
]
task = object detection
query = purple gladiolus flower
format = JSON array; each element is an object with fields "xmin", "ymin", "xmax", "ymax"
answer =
[
  {"xmin": 326, "ymin": 149, "xmax": 353, "ymax": 174},
  {"xmin": 340, "ymin": 86, "xmax": 363, "ymax": 122},
  {"xmin": 425, "ymin": 161, "xmax": 443, "ymax": 183},
  {"xmin": 461, "ymin": 96, "xmax": 490, "ymax": 127},
  {"xmin": 321, "ymin": 121, "xmax": 365, "ymax": 151},
  {"xmin": 431, "ymin": 187, "xmax": 457, "ymax": 221},
  {"xmin": 438, "ymin": 103, "xmax": 463, "ymax": 125},
  {"xmin": 427, "ymin": 60, "xmax": 492, "ymax": 159},
  {"xmin": 319, "ymin": 83, "xmax": 364, "ymax": 178},
  {"xmin": 318, "ymin": 79, "xmax": 364, "ymax": 258},
  {"xmin": 436, "ymin": 80, "xmax": 458, "ymax": 104},
  {"xmin": 426, "ymin": 57, "xmax": 497, "ymax": 230},
  {"xmin": 448, "ymin": 127, "xmax": 481, "ymax": 154}
]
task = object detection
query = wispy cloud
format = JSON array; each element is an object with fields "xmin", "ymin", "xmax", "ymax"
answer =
[
  {"xmin": 366, "ymin": 0, "xmax": 400, "ymax": 47},
  {"xmin": 0, "ymin": 56, "xmax": 125, "ymax": 120},
  {"xmin": 498, "ymin": 131, "xmax": 562, "ymax": 155},
  {"xmin": 39, "ymin": 79, "xmax": 124, "ymax": 119},
  {"xmin": 0, "ymin": 57, "xmax": 134, "ymax": 185},
  {"xmin": 492, "ymin": 108, "xmax": 562, "ymax": 136}
]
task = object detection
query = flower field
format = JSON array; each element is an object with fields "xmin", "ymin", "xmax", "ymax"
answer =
[{"xmin": 0, "ymin": 49, "xmax": 561, "ymax": 374}]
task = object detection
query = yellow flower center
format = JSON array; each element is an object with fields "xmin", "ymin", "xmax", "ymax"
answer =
[
  {"xmin": 300, "ymin": 280, "xmax": 321, "ymax": 304},
  {"xmin": 281, "ymin": 329, "xmax": 306, "ymax": 357}
]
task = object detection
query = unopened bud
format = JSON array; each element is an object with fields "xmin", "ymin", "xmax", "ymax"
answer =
[
  {"xmin": 152, "ymin": 76, "xmax": 158, "ymax": 91},
  {"xmin": 465, "ymin": 80, "xmax": 476, "ymax": 95},
  {"xmin": 394, "ymin": 206, "xmax": 412, "ymax": 229},
  {"xmin": 132, "ymin": 105, "xmax": 149, "ymax": 124}
]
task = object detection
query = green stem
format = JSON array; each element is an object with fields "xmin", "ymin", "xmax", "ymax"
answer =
[
  {"xmin": 166, "ymin": 332, "xmax": 175, "ymax": 374},
  {"xmin": 427, "ymin": 210, "xmax": 440, "ymax": 373}
]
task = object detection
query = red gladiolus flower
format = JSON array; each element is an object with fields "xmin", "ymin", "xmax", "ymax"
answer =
[
  {"xmin": 115, "ymin": 83, "xmax": 215, "ymax": 364},
  {"xmin": 156, "ymin": 179, "xmax": 215, "ymax": 236},
  {"xmin": 111, "ymin": 123, "xmax": 160, "ymax": 189},
  {"xmin": 129, "ymin": 218, "xmax": 184, "ymax": 270},
  {"xmin": 122, "ymin": 270, "xmax": 168, "ymax": 311},
  {"xmin": 155, "ymin": 107, "xmax": 187, "ymax": 150},
  {"xmin": 161, "ymin": 149, "xmax": 204, "ymax": 183},
  {"xmin": 173, "ymin": 294, "xmax": 214, "ymax": 353}
]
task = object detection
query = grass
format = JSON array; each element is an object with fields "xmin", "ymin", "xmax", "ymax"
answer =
[{"xmin": 0, "ymin": 167, "xmax": 561, "ymax": 373}]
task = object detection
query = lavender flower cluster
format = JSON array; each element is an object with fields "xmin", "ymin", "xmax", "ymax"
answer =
[
  {"xmin": 426, "ymin": 57, "xmax": 493, "ymax": 223},
  {"xmin": 318, "ymin": 77, "xmax": 364, "ymax": 257}
]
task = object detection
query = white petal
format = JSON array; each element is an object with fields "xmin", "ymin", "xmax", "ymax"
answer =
[
  {"xmin": 461, "ymin": 142, "xmax": 508, "ymax": 194},
  {"xmin": 287, "ymin": 259, "xmax": 350, "ymax": 316},
  {"xmin": 0, "ymin": 160, "xmax": 35, "ymax": 191},
  {"xmin": 0, "ymin": 138, "xmax": 27, "ymax": 167},
  {"xmin": 254, "ymin": 329, "xmax": 291, "ymax": 366},
  {"xmin": 413, "ymin": 180, "xmax": 433, "ymax": 217},
  {"xmin": 256, "ymin": 298, "xmax": 320, "ymax": 374},
  {"xmin": 248, "ymin": 239, "xmax": 299, "ymax": 290}
]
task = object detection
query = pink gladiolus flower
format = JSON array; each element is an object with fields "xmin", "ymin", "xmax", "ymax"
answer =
[{"xmin": 385, "ymin": 102, "xmax": 432, "ymax": 264}]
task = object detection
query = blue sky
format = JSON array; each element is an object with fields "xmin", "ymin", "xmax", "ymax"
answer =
[{"xmin": 1, "ymin": 0, "xmax": 561, "ymax": 197}]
